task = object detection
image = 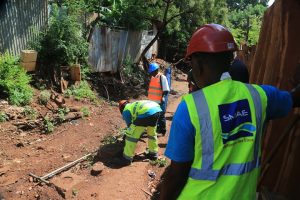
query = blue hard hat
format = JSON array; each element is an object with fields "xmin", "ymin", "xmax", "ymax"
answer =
[{"xmin": 148, "ymin": 63, "xmax": 159, "ymax": 73}]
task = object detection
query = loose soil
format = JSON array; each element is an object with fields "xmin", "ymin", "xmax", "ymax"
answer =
[{"xmin": 0, "ymin": 74, "xmax": 188, "ymax": 200}]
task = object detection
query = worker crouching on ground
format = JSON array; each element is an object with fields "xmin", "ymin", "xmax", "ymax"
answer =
[
  {"xmin": 159, "ymin": 24, "xmax": 300, "ymax": 199},
  {"xmin": 148, "ymin": 63, "xmax": 170, "ymax": 136},
  {"xmin": 117, "ymin": 100, "xmax": 162, "ymax": 166}
]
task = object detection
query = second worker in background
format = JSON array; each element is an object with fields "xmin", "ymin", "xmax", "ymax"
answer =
[{"xmin": 148, "ymin": 63, "xmax": 170, "ymax": 136}]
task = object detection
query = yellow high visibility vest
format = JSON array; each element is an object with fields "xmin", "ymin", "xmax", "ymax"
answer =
[
  {"xmin": 124, "ymin": 100, "xmax": 160, "ymax": 121},
  {"xmin": 179, "ymin": 80, "xmax": 267, "ymax": 200}
]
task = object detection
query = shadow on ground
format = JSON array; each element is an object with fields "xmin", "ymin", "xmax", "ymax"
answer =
[{"xmin": 93, "ymin": 139, "xmax": 149, "ymax": 169}]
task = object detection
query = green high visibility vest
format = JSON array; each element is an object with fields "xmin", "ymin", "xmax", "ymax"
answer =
[
  {"xmin": 124, "ymin": 100, "xmax": 160, "ymax": 121},
  {"xmin": 178, "ymin": 80, "xmax": 267, "ymax": 200}
]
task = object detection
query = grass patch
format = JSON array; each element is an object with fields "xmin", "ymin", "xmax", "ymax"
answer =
[
  {"xmin": 23, "ymin": 106, "xmax": 38, "ymax": 120},
  {"xmin": 80, "ymin": 107, "xmax": 90, "ymax": 117},
  {"xmin": 65, "ymin": 81, "xmax": 97, "ymax": 103},
  {"xmin": 150, "ymin": 157, "xmax": 168, "ymax": 167},
  {"xmin": 43, "ymin": 117, "xmax": 55, "ymax": 133},
  {"xmin": 38, "ymin": 90, "xmax": 51, "ymax": 105},
  {"xmin": 57, "ymin": 107, "xmax": 70, "ymax": 122},
  {"xmin": 0, "ymin": 112, "xmax": 8, "ymax": 122},
  {"xmin": 101, "ymin": 130, "xmax": 125, "ymax": 145}
]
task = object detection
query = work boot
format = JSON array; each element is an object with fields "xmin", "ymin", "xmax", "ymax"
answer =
[{"xmin": 146, "ymin": 153, "xmax": 158, "ymax": 161}]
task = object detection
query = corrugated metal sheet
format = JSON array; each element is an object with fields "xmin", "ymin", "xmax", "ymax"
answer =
[
  {"xmin": 0, "ymin": 0, "xmax": 48, "ymax": 56},
  {"xmin": 88, "ymin": 27, "xmax": 157, "ymax": 73}
]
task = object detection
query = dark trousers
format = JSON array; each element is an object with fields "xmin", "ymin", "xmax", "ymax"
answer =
[
  {"xmin": 157, "ymin": 101, "xmax": 166, "ymax": 134},
  {"xmin": 133, "ymin": 112, "xmax": 160, "ymax": 127}
]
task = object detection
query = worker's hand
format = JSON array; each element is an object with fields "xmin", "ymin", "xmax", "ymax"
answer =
[{"xmin": 162, "ymin": 96, "xmax": 165, "ymax": 102}]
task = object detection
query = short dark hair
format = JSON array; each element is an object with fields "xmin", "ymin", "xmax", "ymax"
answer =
[{"xmin": 192, "ymin": 51, "xmax": 234, "ymax": 72}]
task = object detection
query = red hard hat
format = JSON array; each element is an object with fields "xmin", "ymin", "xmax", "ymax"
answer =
[
  {"xmin": 185, "ymin": 24, "xmax": 237, "ymax": 58},
  {"xmin": 119, "ymin": 100, "xmax": 129, "ymax": 113}
]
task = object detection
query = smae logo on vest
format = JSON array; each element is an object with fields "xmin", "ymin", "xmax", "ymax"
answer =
[{"xmin": 218, "ymin": 99, "xmax": 254, "ymax": 144}]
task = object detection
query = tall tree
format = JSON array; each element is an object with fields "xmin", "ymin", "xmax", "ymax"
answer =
[
  {"xmin": 161, "ymin": 0, "xmax": 228, "ymax": 61},
  {"xmin": 226, "ymin": 0, "xmax": 267, "ymax": 45},
  {"xmin": 226, "ymin": 0, "xmax": 268, "ymax": 10}
]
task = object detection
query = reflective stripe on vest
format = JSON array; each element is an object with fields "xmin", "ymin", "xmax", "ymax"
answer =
[
  {"xmin": 148, "ymin": 74, "xmax": 163, "ymax": 103},
  {"xmin": 189, "ymin": 84, "xmax": 263, "ymax": 181}
]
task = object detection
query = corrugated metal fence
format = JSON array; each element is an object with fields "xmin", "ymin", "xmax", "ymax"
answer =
[
  {"xmin": 88, "ymin": 27, "xmax": 158, "ymax": 73},
  {"xmin": 0, "ymin": 0, "xmax": 48, "ymax": 56}
]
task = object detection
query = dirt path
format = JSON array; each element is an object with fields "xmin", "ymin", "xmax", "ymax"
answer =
[{"xmin": 0, "ymin": 74, "xmax": 187, "ymax": 200}]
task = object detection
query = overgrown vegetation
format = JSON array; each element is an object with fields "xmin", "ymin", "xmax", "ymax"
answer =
[
  {"xmin": 23, "ymin": 106, "xmax": 38, "ymax": 120},
  {"xmin": 65, "ymin": 81, "xmax": 97, "ymax": 102},
  {"xmin": 0, "ymin": 53, "xmax": 33, "ymax": 106},
  {"xmin": 58, "ymin": 107, "xmax": 70, "ymax": 122},
  {"xmin": 43, "ymin": 117, "xmax": 55, "ymax": 133},
  {"xmin": 38, "ymin": 90, "xmax": 51, "ymax": 105},
  {"xmin": 29, "ymin": 3, "xmax": 88, "ymax": 84},
  {"xmin": 150, "ymin": 157, "xmax": 168, "ymax": 167},
  {"xmin": 80, "ymin": 107, "xmax": 90, "ymax": 117},
  {"xmin": 121, "ymin": 57, "xmax": 147, "ymax": 85},
  {"xmin": 101, "ymin": 130, "xmax": 125, "ymax": 145}
]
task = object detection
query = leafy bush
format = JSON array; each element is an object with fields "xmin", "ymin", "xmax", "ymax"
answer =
[
  {"xmin": 0, "ymin": 112, "xmax": 8, "ymax": 122},
  {"xmin": 65, "ymin": 81, "xmax": 97, "ymax": 102},
  {"xmin": 38, "ymin": 90, "xmax": 51, "ymax": 105},
  {"xmin": 0, "ymin": 53, "xmax": 33, "ymax": 106},
  {"xmin": 121, "ymin": 56, "xmax": 147, "ymax": 85},
  {"xmin": 23, "ymin": 106, "xmax": 38, "ymax": 120},
  {"xmin": 149, "ymin": 157, "xmax": 168, "ymax": 167},
  {"xmin": 29, "ymin": 4, "xmax": 88, "ymax": 81},
  {"xmin": 80, "ymin": 107, "xmax": 90, "ymax": 117},
  {"xmin": 58, "ymin": 107, "xmax": 70, "ymax": 122},
  {"xmin": 43, "ymin": 117, "xmax": 55, "ymax": 133}
]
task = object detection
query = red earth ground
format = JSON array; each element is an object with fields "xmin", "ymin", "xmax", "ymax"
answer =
[{"xmin": 0, "ymin": 74, "xmax": 188, "ymax": 200}]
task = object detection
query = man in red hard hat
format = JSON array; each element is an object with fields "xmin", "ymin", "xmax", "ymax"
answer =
[{"xmin": 159, "ymin": 24, "xmax": 300, "ymax": 199}]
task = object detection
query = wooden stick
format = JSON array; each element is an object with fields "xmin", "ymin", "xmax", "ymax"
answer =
[
  {"xmin": 29, "ymin": 173, "xmax": 50, "ymax": 185},
  {"xmin": 41, "ymin": 151, "xmax": 96, "ymax": 180},
  {"xmin": 141, "ymin": 188, "xmax": 153, "ymax": 197}
]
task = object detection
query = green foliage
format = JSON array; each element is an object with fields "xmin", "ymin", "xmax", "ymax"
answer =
[
  {"xmin": 65, "ymin": 81, "xmax": 97, "ymax": 102},
  {"xmin": 162, "ymin": 0, "xmax": 228, "ymax": 59},
  {"xmin": 23, "ymin": 106, "xmax": 38, "ymax": 120},
  {"xmin": 43, "ymin": 117, "xmax": 55, "ymax": 133},
  {"xmin": 149, "ymin": 157, "xmax": 168, "ymax": 167},
  {"xmin": 0, "ymin": 112, "xmax": 8, "ymax": 123},
  {"xmin": 29, "ymin": 3, "xmax": 89, "ymax": 78},
  {"xmin": 80, "ymin": 107, "xmax": 90, "ymax": 117},
  {"xmin": 38, "ymin": 90, "xmax": 51, "ymax": 105},
  {"xmin": 101, "ymin": 131, "xmax": 125, "ymax": 145},
  {"xmin": 226, "ymin": 0, "xmax": 268, "ymax": 10},
  {"xmin": 0, "ymin": 53, "xmax": 33, "ymax": 106},
  {"xmin": 104, "ymin": 0, "xmax": 152, "ymax": 30},
  {"xmin": 58, "ymin": 107, "xmax": 70, "ymax": 122},
  {"xmin": 101, "ymin": 134, "xmax": 118, "ymax": 145},
  {"xmin": 226, "ymin": 1, "xmax": 267, "ymax": 45},
  {"xmin": 121, "ymin": 56, "xmax": 147, "ymax": 84}
]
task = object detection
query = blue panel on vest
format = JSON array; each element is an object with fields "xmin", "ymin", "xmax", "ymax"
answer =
[{"xmin": 218, "ymin": 99, "xmax": 252, "ymax": 134}]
